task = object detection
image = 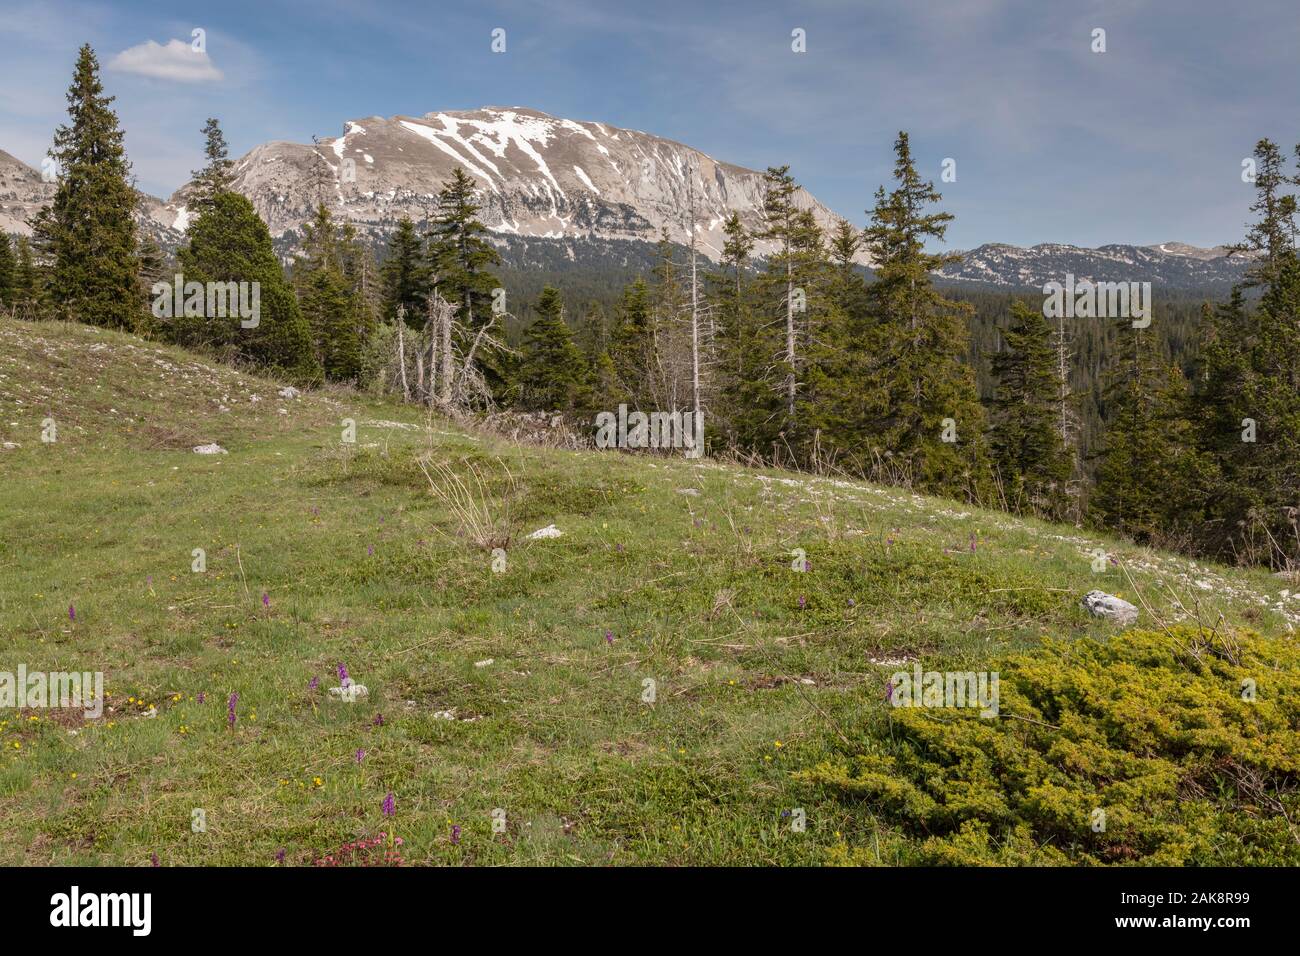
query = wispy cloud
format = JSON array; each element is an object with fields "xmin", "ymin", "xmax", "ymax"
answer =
[{"xmin": 109, "ymin": 38, "xmax": 223, "ymax": 83}]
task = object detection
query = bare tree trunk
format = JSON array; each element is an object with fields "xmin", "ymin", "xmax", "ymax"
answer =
[
  {"xmin": 424, "ymin": 292, "xmax": 438, "ymax": 407},
  {"xmin": 396, "ymin": 306, "xmax": 410, "ymax": 402},
  {"xmin": 688, "ymin": 171, "xmax": 701, "ymax": 422},
  {"xmin": 439, "ymin": 295, "xmax": 454, "ymax": 407},
  {"xmin": 785, "ymin": 222, "xmax": 795, "ymax": 423}
]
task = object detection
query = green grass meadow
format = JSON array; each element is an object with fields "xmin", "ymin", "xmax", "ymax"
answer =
[{"xmin": 1, "ymin": 318, "xmax": 1296, "ymax": 865}]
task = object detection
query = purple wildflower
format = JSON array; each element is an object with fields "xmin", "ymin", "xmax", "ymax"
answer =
[
  {"xmin": 847, "ymin": 598, "xmax": 856, "ymax": 608},
  {"xmin": 382, "ymin": 792, "xmax": 395, "ymax": 817},
  {"xmin": 604, "ymin": 630, "xmax": 614, "ymax": 645},
  {"xmin": 275, "ymin": 848, "xmax": 286, "ymax": 864},
  {"xmin": 151, "ymin": 853, "xmax": 159, "ymax": 867},
  {"xmin": 372, "ymin": 713, "xmax": 384, "ymax": 727},
  {"xmin": 884, "ymin": 678, "xmax": 895, "ymax": 702},
  {"xmin": 367, "ymin": 545, "xmax": 374, "ymax": 556},
  {"xmin": 227, "ymin": 692, "xmax": 238, "ymax": 728},
  {"xmin": 355, "ymin": 748, "xmax": 366, "ymax": 764},
  {"xmin": 197, "ymin": 691, "xmax": 205, "ymax": 705},
  {"xmin": 450, "ymin": 824, "xmax": 461, "ymax": 845},
  {"xmin": 969, "ymin": 533, "xmax": 977, "ymax": 553},
  {"xmin": 308, "ymin": 676, "xmax": 319, "ymax": 692},
  {"xmin": 69, "ymin": 604, "xmax": 76, "ymax": 622},
  {"xmin": 797, "ymin": 595, "xmax": 806, "ymax": 610},
  {"xmin": 262, "ymin": 592, "xmax": 270, "ymax": 608},
  {"xmin": 338, "ymin": 663, "xmax": 350, "ymax": 687}
]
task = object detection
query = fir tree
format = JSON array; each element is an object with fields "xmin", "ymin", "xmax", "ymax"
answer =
[
  {"xmin": 31, "ymin": 44, "xmax": 141, "ymax": 330},
  {"xmin": 520, "ymin": 286, "xmax": 590, "ymax": 412},
  {"xmin": 1092, "ymin": 317, "xmax": 1206, "ymax": 543},
  {"xmin": 0, "ymin": 236, "xmax": 15, "ymax": 311},
  {"xmin": 294, "ymin": 204, "xmax": 365, "ymax": 381},
  {"xmin": 427, "ymin": 167, "xmax": 501, "ymax": 325},
  {"xmin": 608, "ymin": 276, "xmax": 658, "ymax": 410},
  {"xmin": 757, "ymin": 166, "xmax": 801, "ymax": 431},
  {"xmin": 190, "ymin": 118, "xmax": 235, "ymax": 209},
  {"xmin": 989, "ymin": 301, "xmax": 1072, "ymax": 517},
  {"xmin": 176, "ymin": 191, "xmax": 319, "ymax": 382},
  {"xmin": 858, "ymin": 131, "xmax": 990, "ymax": 498},
  {"xmin": 11, "ymin": 237, "xmax": 42, "ymax": 319},
  {"xmin": 1194, "ymin": 138, "xmax": 1300, "ymax": 564},
  {"xmin": 380, "ymin": 217, "xmax": 429, "ymax": 324}
]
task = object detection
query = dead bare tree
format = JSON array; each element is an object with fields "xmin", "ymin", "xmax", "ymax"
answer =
[{"xmin": 395, "ymin": 304, "xmax": 410, "ymax": 401}]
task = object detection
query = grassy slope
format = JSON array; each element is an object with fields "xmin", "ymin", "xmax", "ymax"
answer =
[{"xmin": 0, "ymin": 317, "xmax": 1295, "ymax": 866}]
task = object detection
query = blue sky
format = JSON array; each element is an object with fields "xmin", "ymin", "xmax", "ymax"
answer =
[{"xmin": 2, "ymin": 0, "xmax": 1297, "ymax": 250}]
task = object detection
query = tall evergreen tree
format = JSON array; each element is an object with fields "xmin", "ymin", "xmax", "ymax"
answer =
[
  {"xmin": 757, "ymin": 166, "xmax": 802, "ymax": 431},
  {"xmin": 989, "ymin": 301, "xmax": 1072, "ymax": 517},
  {"xmin": 609, "ymin": 277, "xmax": 654, "ymax": 408},
  {"xmin": 0, "ymin": 236, "xmax": 15, "ymax": 311},
  {"xmin": 427, "ymin": 167, "xmax": 502, "ymax": 329},
  {"xmin": 858, "ymin": 132, "xmax": 990, "ymax": 498},
  {"xmin": 11, "ymin": 237, "xmax": 43, "ymax": 319},
  {"xmin": 190, "ymin": 118, "xmax": 235, "ymax": 209},
  {"xmin": 176, "ymin": 191, "xmax": 319, "ymax": 382},
  {"xmin": 519, "ymin": 286, "xmax": 590, "ymax": 412},
  {"xmin": 1092, "ymin": 317, "xmax": 1206, "ymax": 543},
  {"xmin": 31, "ymin": 44, "xmax": 141, "ymax": 330},
  {"xmin": 1194, "ymin": 138, "xmax": 1300, "ymax": 564},
  {"xmin": 294, "ymin": 204, "xmax": 365, "ymax": 382},
  {"xmin": 380, "ymin": 216, "xmax": 429, "ymax": 324}
]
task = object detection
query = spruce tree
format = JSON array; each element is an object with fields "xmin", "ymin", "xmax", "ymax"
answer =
[
  {"xmin": 757, "ymin": 166, "xmax": 802, "ymax": 432},
  {"xmin": 520, "ymin": 286, "xmax": 590, "ymax": 412},
  {"xmin": 1092, "ymin": 316, "xmax": 1206, "ymax": 543},
  {"xmin": 31, "ymin": 44, "xmax": 141, "ymax": 330},
  {"xmin": 11, "ymin": 237, "xmax": 42, "ymax": 319},
  {"xmin": 712, "ymin": 214, "xmax": 773, "ymax": 451},
  {"xmin": 810, "ymin": 220, "xmax": 869, "ymax": 462},
  {"xmin": 176, "ymin": 191, "xmax": 319, "ymax": 381},
  {"xmin": 858, "ymin": 131, "xmax": 990, "ymax": 498},
  {"xmin": 1194, "ymin": 138, "xmax": 1300, "ymax": 565},
  {"xmin": 427, "ymin": 167, "xmax": 501, "ymax": 328},
  {"xmin": 295, "ymin": 204, "xmax": 364, "ymax": 382},
  {"xmin": 190, "ymin": 118, "xmax": 235, "ymax": 209},
  {"xmin": 380, "ymin": 217, "xmax": 429, "ymax": 324},
  {"xmin": 988, "ymin": 301, "xmax": 1072, "ymax": 517},
  {"xmin": 0, "ymin": 236, "xmax": 15, "ymax": 311},
  {"xmin": 608, "ymin": 277, "xmax": 653, "ymax": 406}
]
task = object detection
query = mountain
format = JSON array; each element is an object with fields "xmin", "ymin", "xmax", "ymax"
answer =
[
  {"xmin": 0, "ymin": 147, "xmax": 183, "ymax": 248},
  {"xmin": 2, "ymin": 110, "xmax": 1252, "ymax": 292},
  {"xmin": 938, "ymin": 241, "xmax": 1252, "ymax": 291},
  {"xmin": 166, "ymin": 106, "xmax": 853, "ymax": 262}
]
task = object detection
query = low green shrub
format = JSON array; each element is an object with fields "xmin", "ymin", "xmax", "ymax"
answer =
[{"xmin": 800, "ymin": 625, "xmax": 1300, "ymax": 865}]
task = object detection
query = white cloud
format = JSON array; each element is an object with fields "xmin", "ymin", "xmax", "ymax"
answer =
[{"xmin": 108, "ymin": 39, "xmax": 223, "ymax": 84}]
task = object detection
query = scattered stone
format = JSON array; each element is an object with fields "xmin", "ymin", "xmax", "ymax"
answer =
[
  {"xmin": 328, "ymin": 684, "xmax": 369, "ymax": 702},
  {"xmin": 528, "ymin": 524, "xmax": 563, "ymax": 539},
  {"xmin": 1081, "ymin": 589, "xmax": 1138, "ymax": 626},
  {"xmin": 474, "ymin": 658, "xmax": 494, "ymax": 668},
  {"xmin": 192, "ymin": 443, "xmax": 227, "ymax": 455},
  {"xmin": 277, "ymin": 386, "xmax": 301, "ymax": 399},
  {"xmin": 676, "ymin": 488, "xmax": 701, "ymax": 496}
]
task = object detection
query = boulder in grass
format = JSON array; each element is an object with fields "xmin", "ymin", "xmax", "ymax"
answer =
[
  {"xmin": 528, "ymin": 524, "xmax": 563, "ymax": 539},
  {"xmin": 1081, "ymin": 589, "xmax": 1138, "ymax": 626},
  {"xmin": 278, "ymin": 386, "xmax": 301, "ymax": 399},
  {"xmin": 192, "ymin": 443, "xmax": 228, "ymax": 455}
]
